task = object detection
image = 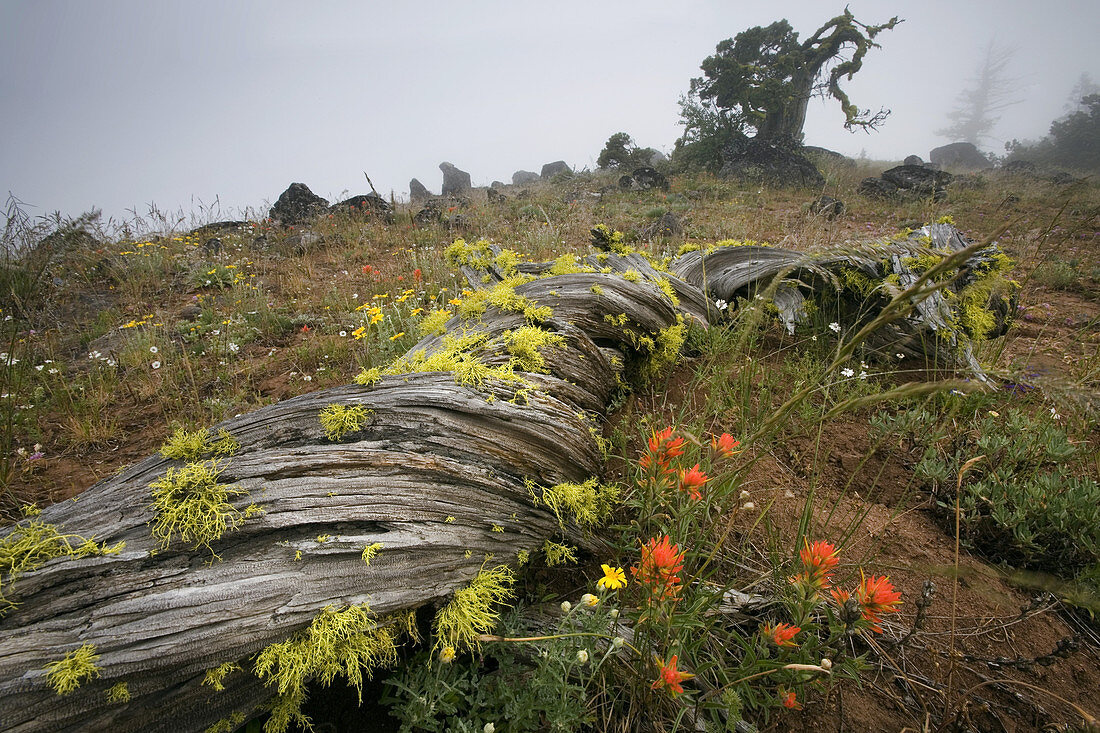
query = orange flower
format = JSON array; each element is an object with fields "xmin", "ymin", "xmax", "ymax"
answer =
[
  {"xmin": 413, "ymin": 268, "xmax": 422, "ymax": 282},
  {"xmin": 762, "ymin": 622, "xmax": 800, "ymax": 648},
  {"xmin": 710, "ymin": 432, "xmax": 741, "ymax": 458},
  {"xmin": 856, "ymin": 572, "xmax": 902, "ymax": 633},
  {"xmin": 651, "ymin": 654, "xmax": 694, "ymax": 695},
  {"xmin": 362, "ymin": 265, "xmax": 374, "ymax": 274},
  {"xmin": 631, "ymin": 535, "xmax": 686, "ymax": 600},
  {"xmin": 780, "ymin": 689, "xmax": 801, "ymax": 709},
  {"xmin": 678, "ymin": 463, "xmax": 708, "ymax": 500},
  {"xmin": 791, "ymin": 539, "xmax": 839, "ymax": 592},
  {"xmin": 640, "ymin": 427, "xmax": 685, "ymax": 475}
]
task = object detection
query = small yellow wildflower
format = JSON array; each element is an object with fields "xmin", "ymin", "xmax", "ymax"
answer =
[
  {"xmin": 440, "ymin": 645, "xmax": 457, "ymax": 663},
  {"xmin": 596, "ymin": 563, "xmax": 627, "ymax": 590},
  {"xmin": 389, "ymin": 332, "xmax": 405, "ymax": 341},
  {"xmin": 352, "ymin": 326, "xmax": 367, "ymax": 340}
]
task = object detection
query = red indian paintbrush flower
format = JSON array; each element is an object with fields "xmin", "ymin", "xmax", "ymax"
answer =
[
  {"xmin": 780, "ymin": 689, "xmax": 801, "ymax": 709},
  {"xmin": 639, "ymin": 427, "xmax": 685, "ymax": 475},
  {"xmin": 631, "ymin": 535, "xmax": 686, "ymax": 600},
  {"xmin": 678, "ymin": 463, "xmax": 708, "ymax": 501},
  {"xmin": 651, "ymin": 654, "xmax": 694, "ymax": 695},
  {"xmin": 856, "ymin": 572, "xmax": 902, "ymax": 632},
  {"xmin": 790, "ymin": 539, "xmax": 839, "ymax": 593},
  {"xmin": 710, "ymin": 432, "xmax": 741, "ymax": 458},
  {"xmin": 761, "ymin": 621, "xmax": 801, "ymax": 648}
]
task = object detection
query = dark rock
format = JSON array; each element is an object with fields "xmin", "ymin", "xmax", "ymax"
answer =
[
  {"xmin": 1001, "ymin": 160, "xmax": 1036, "ymax": 174},
  {"xmin": 439, "ymin": 162, "xmax": 472, "ymax": 197},
  {"xmin": 486, "ymin": 187, "xmax": 506, "ymax": 204},
  {"xmin": 930, "ymin": 142, "xmax": 993, "ymax": 171},
  {"xmin": 619, "ymin": 175, "xmax": 636, "ymax": 190},
  {"xmin": 858, "ymin": 177, "xmax": 899, "ymax": 198},
  {"xmin": 179, "ymin": 304, "xmax": 202, "ymax": 321},
  {"xmin": 802, "ymin": 146, "xmax": 856, "ymax": 167},
  {"xmin": 512, "ymin": 170, "xmax": 540, "ymax": 185},
  {"xmin": 409, "ymin": 178, "xmax": 431, "ymax": 203},
  {"xmin": 903, "ymin": 155, "xmax": 925, "ymax": 166},
  {"xmin": 631, "ymin": 167, "xmax": 670, "ymax": 191},
  {"xmin": 1048, "ymin": 171, "xmax": 1079, "ymax": 185},
  {"xmin": 639, "ymin": 213, "xmax": 683, "ymax": 239},
  {"xmin": 414, "ymin": 203, "xmax": 441, "ymax": 226},
  {"xmin": 718, "ymin": 138, "xmax": 825, "ymax": 188},
  {"xmin": 190, "ymin": 221, "xmax": 248, "ymax": 235},
  {"xmin": 330, "ymin": 193, "xmax": 393, "ymax": 222},
  {"xmin": 882, "ymin": 165, "xmax": 953, "ymax": 194},
  {"xmin": 269, "ymin": 183, "xmax": 328, "ymax": 226},
  {"xmin": 202, "ymin": 237, "xmax": 222, "ymax": 255},
  {"xmin": 540, "ymin": 161, "xmax": 572, "ymax": 179},
  {"xmin": 490, "ymin": 181, "xmax": 506, "ymax": 189},
  {"xmin": 809, "ymin": 195, "xmax": 845, "ymax": 219}
]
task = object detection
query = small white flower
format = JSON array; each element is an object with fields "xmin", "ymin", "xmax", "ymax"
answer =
[
  {"xmin": 303, "ymin": 375, "xmax": 312, "ymax": 382},
  {"xmin": 714, "ymin": 299, "xmax": 728, "ymax": 311},
  {"xmin": 339, "ymin": 331, "xmax": 347, "ymax": 337},
  {"xmin": 739, "ymin": 490, "xmax": 750, "ymax": 500},
  {"xmin": 212, "ymin": 329, "xmax": 220, "ymax": 335},
  {"xmin": 48, "ymin": 368, "xmax": 59, "ymax": 374},
  {"xmin": 35, "ymin": 365, "xmax": 44, "ymax": 371},
  {"xmin": 105, "ymin": 358, "xmax": 116, "ymax": 367},
  {"xmin": 560, "ymin": 601, "xmax": 572, "ymax": 613},
  {"xmin": 352, "ymin": 293, "xmax": 359, "ymax": 299},
  {"xmin": 859, "ymin": 371, "xmax": 868, "ymax": 380},
  {"xmin": 811, "ymin": 335, "xmax": 818, "ymax": 342},
  {"xmin": 896, "ymin": 353, "xmax": 905, "ymax": 359},
  {"xmin": 483, "ymin": 725, "xmax": 495, "ymax": 733},
  {"xmin": 228, "ymin": 342, "xmax": 240, "ymax": 353},
  {"xmin": 828, "ymin": 322, "xmax": 841, "ymax": 333},
  {"xmin": 576, "ymin": 649, "xmax": 589, "ymax": 664},
  {"xmin": 784, "ymin": 489, "xmax": 796, "ymax": 499},
  {"xmin": 841, "ymin": 367, "xmax": 854, "ymax": 378},
  {"xmin": 149, "ymin": 346, "xmax": 158, "ymax": 354},
  {"xmin": 151, "ymin": 361, "xmax": 161, "ymax": 369}
]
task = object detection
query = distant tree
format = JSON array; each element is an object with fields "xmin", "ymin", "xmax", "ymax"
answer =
[
  {"xmin": 936, "ymin": 41, "xmax": 1021, "ymax": 148},
  {"xmin": 1006, "ymin": 93, "xmax": 1100, "ymax": 172},
  {"xmin": 674, "ymin": 9, "xmax": 900, "ymax": 170},
  {"xmin": 1062, "ymin": 72, "xmax": 1099, "ymax": 115},
  {"xmin": 597, "ymin": 132, "xmax": 661, "ymax": 170}
]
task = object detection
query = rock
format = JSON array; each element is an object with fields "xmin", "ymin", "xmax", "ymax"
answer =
[
  {"xmin": 903, "ymin": 155, "xmax": 925, "ymax": 166},
  {"xmin": 641, "ymin": 148, "xmax": 668, "ymax": 165},
  {"xmin": 179, "ymin": 304, "xmax": 202, "ymax": 321},
  {"xmin": 512, "ymin": 170, "xmax": 540, "ymax": 185},
  {"xmin": 802, "ymin": 146, "xmax": 856, "ymax": 167},
  {"xmin": 439, "ymin": 162, "xmax": 472, "ymax": 197},
  {"xmin": 409, "ymin": 178, "xmax": 431, "ymax": 203},
  {"xmin": 882, "ymin": 165, "xmax": 953, "ymax": 195},
  {"xmin": 269, "ymin": 183, "xmax": 328, "ymax": 226},
  {"xmin": 639, "ymin": 213, "xmax": 683, "ymax": 239},
  {"xmin": 809, "ymin": 195, "xmax": 845, "ymax": 219},
  {"xmin": 190, "ymin": 221, "xmax": 248, "ymax": 236},
  {"xmin": 930, "ymin": 142, "xmax": 993, "ymax": 171},
  {"xmin": 486, "ymin": 187, "xmax": 506, "ymax": 204},
  {"xmin": 1048, "ymin": 171, "xmax": 1079, "ymax": 185},
  {"xmin": 414, "ymin": 199, "xmax": 444, "ymax": 225},
  {"xmin": 858, "ymin": 176, "xmax": 899, "ymax": 198},
  {"xmin": 631, "ymin": 167, "xmax": 670, "ymax": 191},
  {"xmin": 540, "ymin": 161, "xmax": 572, "ymax": 179},
  {"xmin": 330, "ymin": 194, "xmax": 393, "ymax": 222},
  {"xmin": 1001, "ymin": 160, "xmax": 1036, "ymax": 174},
  {"xmin": 619, "ymin": 175, "xmax": 636, "ymax": 190},
  {"xmin": 491, "ymin": 181, "xmax": 506, "ymax": 189},
  {"xmin": 202, "ymin": 237, "xmax": 222, "ymax": 255},
  {"xmin": 718, "ymin": 137, "xmax": 825, "ymax": 188}
]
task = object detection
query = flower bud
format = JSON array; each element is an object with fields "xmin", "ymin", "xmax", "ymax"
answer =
[
  {"xmin": 611, "ymin": 636, "xmax": 625, "ymax": 650},
  {"xmin": 560, "ymin": 601, "xmax": 572, "ymax": 613},
  {"xmin": 820, "ymin": 658, "xmax": 833, "ymax": 671},
  {"xmin": 580, "ymin": 593, "xmax": 599, "ymax": 608},
  {"xmin": 576, "ymin": 649, "xmax": 589, "ymax": 664}
]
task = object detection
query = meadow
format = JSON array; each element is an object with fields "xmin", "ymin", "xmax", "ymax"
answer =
[{"xmin": 1, "ymin": 160, "xmax": 1098, "ymax": 732}]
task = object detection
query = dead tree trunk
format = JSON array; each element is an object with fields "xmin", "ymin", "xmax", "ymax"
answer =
[{"xmin": 0, "ymin": 225, "xmax": 1013, "ymax": 732}]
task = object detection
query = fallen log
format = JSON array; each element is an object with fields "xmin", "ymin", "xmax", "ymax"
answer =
[{"xmin": 0, "ymin": 225, "xmax": 1014, "ymax": 732}]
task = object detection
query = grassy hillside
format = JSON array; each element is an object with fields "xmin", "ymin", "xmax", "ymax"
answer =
[{"xmin": 2, "ymin": 161, "xmax": 1099, "ymax": 731}]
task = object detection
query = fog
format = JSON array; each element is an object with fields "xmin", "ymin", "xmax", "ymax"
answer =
[{"xmin": 2, "ymin": 0, "xmax": 1098, "ymax": 223}]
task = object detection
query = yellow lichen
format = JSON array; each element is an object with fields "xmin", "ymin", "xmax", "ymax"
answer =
[
  {"xmin": 433, "ymin": 563, "xmax": 515, "ymax": 653},
  {"xmin": 106, "ymin": 681, "xmax": 130, "ymax": 703},
  {"xmin": 361, "ymin": 542, "xmax": 383, "ymax": 565},
  {"xmin": 1, "ymin": 521, "xmax": 125, "ymax": 614},
  {"xmin": 254, "ymin": 605, "xmax": 411, "ymax": 733},
  {"xmin": 531, "ymin": 477, "xmax": 620, "ymax": 528},
  {"xmin": 502, "ymin": 326, "xmax": 566, "ymax": 373},
  {"xmin": 417, "ymin": 308, "xmax": 453, "ymax": 337},
  {"xmin": 318, "ymin": 403, "xmax": 372, "ymax": 442},
  {"xmin": 44, "ymin": 643, "xmax": 100, "ymax": 695},
  {"xmin": 203, "ymin": 661, "xmax": 241, "ymax": 692},
  {"xmin": 148, "ymin": 460, "xmax": 249, "ymax": 554},
  {"xmin": 205, "ymin": 711, "xmax": 247, "ymax": 733},
  {"xmin": 542, "ymin": 540, "xmax": 578, "ymax": 566},
  {"xmin": 353, "ymin": 366, "xmax": 382, "ymax": 386},
  {"xmin": 160, "ymin": 427, "xmax": 240, "ymax": 461}
]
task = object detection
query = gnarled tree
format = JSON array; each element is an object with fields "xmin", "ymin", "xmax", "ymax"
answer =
[{"xmin": 676, "ymin": 9, "xmax": 900, "ymax": 170}]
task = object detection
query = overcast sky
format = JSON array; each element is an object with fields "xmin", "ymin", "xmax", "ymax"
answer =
[{"xmin": 2, "ymin": 0, "xmax": 1098, "ymax": 224}]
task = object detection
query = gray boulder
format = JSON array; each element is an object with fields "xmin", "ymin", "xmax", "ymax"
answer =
[
  {"xmin": 930, "ymin": 142, "xmax": 993, "ymax": 171},
  {"xmin": 540, "ymin": 161, "xmax": 572, "ymax": 179},
  {"xmin": 269, "ymin": 183, "xmax": 328, "ymax": 226},
  {"xmin": 903, "ymin": 155, "xmax": 925, "ymax": 166},
  {"xmin": 802, "ymin": 146, "xmax": 856, "ymax": 168},
  {"xmin": 718, "ymin": 138, "xmax": 825, "ymax": 188},
  {"xmin": 439, "ymin": 162, "xmax": 472, "ymax": 196},
  {"xmin": 512, "ymin": 170, "xmax": 540, "ymax": 185},
  {"xmin": 858, "ymin": 177, "xmax": 899, "ymax": 198},
  {"xmin": 330, "ymin": 194, "xmax": 392, "ymax": 222},
  {"xmin": 409, "ymin": 178, "xmax": 431, "ymax": 203},
  {"xmin": 639, "ymin": 213, "xmax": 683, "ymax": 239},
  {"xmin": 631, "ymin": 167, "xmax": 670, "ymax": 191},
  {"xmin": 882, "ymin": 165, "xmax": 953, "ymax": 194},
  {"xmin": 809, "ymin": 195, "xmax": 845, "ymax": 219}
]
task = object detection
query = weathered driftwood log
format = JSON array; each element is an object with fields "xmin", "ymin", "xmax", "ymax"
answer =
[{"xmin": 0, "ymin": 225, "xmax": 1013, "ymax": 732}]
